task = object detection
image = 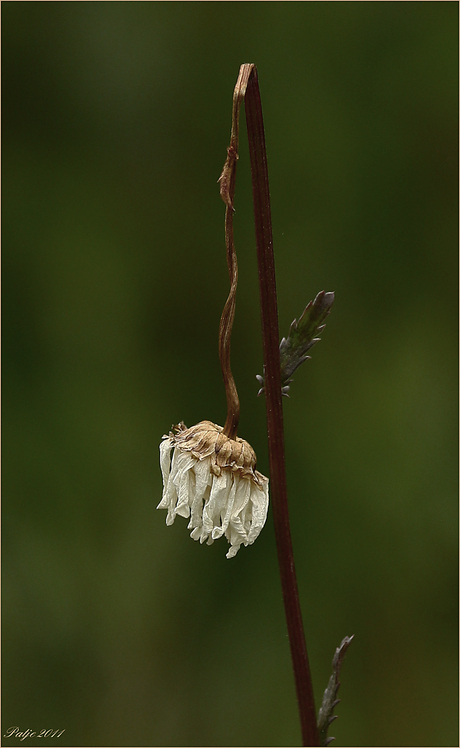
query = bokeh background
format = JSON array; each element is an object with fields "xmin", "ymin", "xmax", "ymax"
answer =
[{"xmin": 2, "ymin": 3, "xmax": 458, "ymax": 747}]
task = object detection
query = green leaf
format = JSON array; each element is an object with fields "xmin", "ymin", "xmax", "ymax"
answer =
[
  {"xmin": 317, "ymin": 635, "xmax": 354, "ymax": 746},
  {"xmin": 256, "ymin": 290, "xmax": 334, "ymax": 396}
]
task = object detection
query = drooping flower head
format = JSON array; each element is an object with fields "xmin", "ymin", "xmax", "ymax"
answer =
[{"xmin": 158, "ymin": 420, "xmax": 269, "ymax": 559}]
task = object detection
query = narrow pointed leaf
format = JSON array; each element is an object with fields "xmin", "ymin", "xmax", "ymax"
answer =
[
  {"xmin": 317, "ymin": 635, "xmax": 354, "ymax": 746},
  {"xmin": 257, "ymin": 290, "xmax": 334, "ymax": 396}
]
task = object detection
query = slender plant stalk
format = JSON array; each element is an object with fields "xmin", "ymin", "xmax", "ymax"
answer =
[
  {"xmin": 218, "ymin": 68, "xmax": 250, "ymax": 440},
  {"xmin": 218, "ymin": 151, "xmax": 240, "ymax": 439},
  {"xmin": 220, "ymin": 64, "xmax": 320, "ymax": 747}
]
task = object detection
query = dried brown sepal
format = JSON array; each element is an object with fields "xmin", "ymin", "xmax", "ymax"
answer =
[{"xmin": 169, "ymin": 421, "xmax": 267, "ymax": 486}]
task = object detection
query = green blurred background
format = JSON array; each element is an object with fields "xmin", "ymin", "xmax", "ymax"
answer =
[{"xmin": 2, "ymin": 3, "xmax": 458, "ymax": 746}]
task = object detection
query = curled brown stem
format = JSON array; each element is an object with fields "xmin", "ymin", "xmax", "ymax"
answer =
[{"xmin": 217, "ymin": 66, "xmax": 254, "ymax": 439}]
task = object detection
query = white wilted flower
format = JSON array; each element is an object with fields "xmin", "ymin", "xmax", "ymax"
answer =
[{"xmin": 158, "ymin": 420, "xmax": 269, "ymax": 559}]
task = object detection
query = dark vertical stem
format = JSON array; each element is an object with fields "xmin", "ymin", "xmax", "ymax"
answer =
[{"xmin": 243, "ymin": 65, "xmax": 320, "ymax": 747}]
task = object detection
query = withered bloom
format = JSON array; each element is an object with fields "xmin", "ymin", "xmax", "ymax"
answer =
[
  {"xmin": 158, "ymin": 68, "xmax": 271, "ymax": 559},
  {"xmin": 158, "ymin": 421, "xmax": 269, "ymax": 559}
]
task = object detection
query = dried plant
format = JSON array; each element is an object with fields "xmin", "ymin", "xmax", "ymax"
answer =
[{"xmin": 158, "ymin": 64, "xmax": 353, "ymax": 746}]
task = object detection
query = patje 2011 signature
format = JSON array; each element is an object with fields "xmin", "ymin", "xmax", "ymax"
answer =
[{"xmin": 3, "ymin": 728, "xmax": 65, "ymax": 741}]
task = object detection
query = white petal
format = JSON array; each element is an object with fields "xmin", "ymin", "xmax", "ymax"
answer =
[
  {"xmin": 175, "ymin": 468, "xmax": 193, "ymax": 519},
  {"xmin": 226, "ymin": 522, "xmax": 246, "ymax": 550},
  {"xmin": 162, "ymin": 452, "xmax": 184, "ymax": 523},
  {"xmin": 188, "ymin": 457, "xmax": 212, "ymax": 529},
  {"xmin": 156, "ymin": 492, "xmax": 173, "ymax": 511},
  {"xmin": 157, "ymin": 446, "xmax": 196, "ymax": 525},
  {"xmin": 159, "ymin": 437, "xmax": 173, "ymax": 484},
  {"xmin": 171, "ymin": 451, "xmax": 194, "ymax": 519},
  {"xmin": 158, "ymin": 469, "xmax": 178, "ymax": 525},
  {"xmin": 226, "ymin": 543, "xmax": 241, "ymax": 559},
  {"xmin": 170, "ymin": 448, "xmax": 193, "ymax": 484},
  {"xmin": 165, "ymin": 492, "xmax": 178, "ymax": 525},
  {"xmin": 247, "ymin": 481, "xmax": 269, "ymax": 543},
  {"xmin": 157, "ymin": 438, "xmax": 173, "ymax": 508},
  {"xmin": 225, "ymin": 477, "xmax": 252, "ymax": 545},
  {"xmin": 211, "ymin": 474, "xmax": 240, "ymax": 540},
  {"xmin": 190, "ymin": 526, "xmax": 202, "ymax": 541},
  {"xmin": 202, "ymin": 471, "xmax": 232, "ymax": 538}
]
